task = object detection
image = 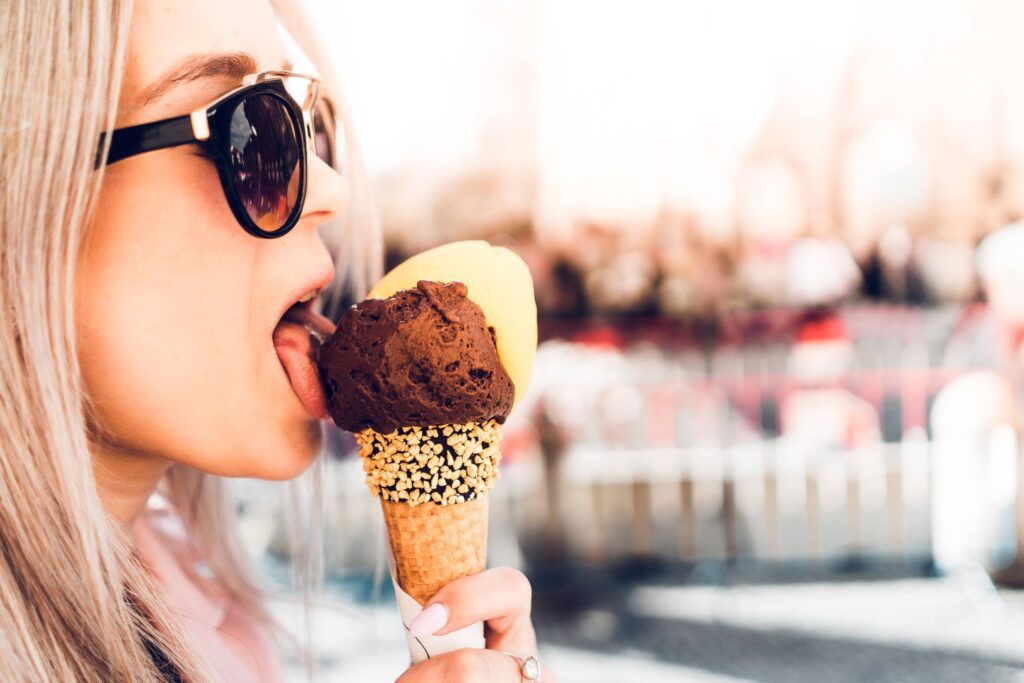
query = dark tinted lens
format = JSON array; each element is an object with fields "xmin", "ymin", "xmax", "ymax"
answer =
[
  {"xmin": 312, "ymin": 99, "xmax": 336, "ymax": 169},
  {"xmin": 227, "ymin": 93, "xmax": 302, "ymax": 233}
]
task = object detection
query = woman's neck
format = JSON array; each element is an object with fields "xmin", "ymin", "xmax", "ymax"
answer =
[{"xmin": 92, "ymin": 444, "xmax": 173, "ymax": 525}]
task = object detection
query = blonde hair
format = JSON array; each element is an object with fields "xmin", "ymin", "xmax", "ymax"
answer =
[{"xmin": 0, "ymin": 0, "xmax": 381, "ymax": 679}]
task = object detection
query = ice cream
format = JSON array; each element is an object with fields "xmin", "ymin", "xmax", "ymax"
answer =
[
  {"xmin": 362, "ymin": 240, "xmax": 535, "ymax": 406},
  {"xmin": 317, "ymin": 240, "xmax": 537, "ymax": 607},
  {"xmin": 319, "ymin": 280, "xmax": 514, "ymax": 435}
]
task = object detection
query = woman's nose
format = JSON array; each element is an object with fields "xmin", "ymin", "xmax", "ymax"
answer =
[{"xmin": 300, "ymin": 154, "xmax": 351, "ymax": 227}]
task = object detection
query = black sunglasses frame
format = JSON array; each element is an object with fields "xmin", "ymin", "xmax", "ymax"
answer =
[{"xmin": 94, "ymin": 70, "xmax": 336, "ymax": 239}]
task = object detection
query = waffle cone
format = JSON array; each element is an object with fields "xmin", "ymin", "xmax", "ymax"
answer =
[{"xmin": 381, "ymin": 493, "xmax": 489, "ymax": 605}]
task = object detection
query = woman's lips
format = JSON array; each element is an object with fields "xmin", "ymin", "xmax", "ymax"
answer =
[{"xmin": 272, "ymin": 304, "xmax": 337, "ymax": 420}]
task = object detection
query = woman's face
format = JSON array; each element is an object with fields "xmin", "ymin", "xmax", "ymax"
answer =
[{"xmin": 76, "ymin": 0, "xmax": 349, "ymax": 480}]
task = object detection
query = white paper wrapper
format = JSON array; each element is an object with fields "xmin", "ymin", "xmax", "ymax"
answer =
[{"xmin": 384, "ymin": 530, "xmax": 486, "ymax": 664}]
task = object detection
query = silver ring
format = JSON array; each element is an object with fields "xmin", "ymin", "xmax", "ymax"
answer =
[{"xmin": 502, "ymin": 652, "xmax": 542, "ymax": 681}]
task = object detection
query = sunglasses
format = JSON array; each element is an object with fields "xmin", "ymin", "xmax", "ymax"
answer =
[{"xmin": 94, "ymin": 70, "xmax": 339, "ymax": 239}]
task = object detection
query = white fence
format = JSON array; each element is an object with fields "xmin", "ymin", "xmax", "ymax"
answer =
[{"xmin": 497, "ymin": 434, "xmax": 1022, "ymax": 572}]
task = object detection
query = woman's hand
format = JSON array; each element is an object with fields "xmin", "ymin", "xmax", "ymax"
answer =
[{"xmin": 395, "ymin": 566, "xmax": 557, "ymax": 682}]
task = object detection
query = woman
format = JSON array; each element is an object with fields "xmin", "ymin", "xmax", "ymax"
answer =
[{"xmin": 1, "ymin": 0, "xmax": 553, "ymax": 680}]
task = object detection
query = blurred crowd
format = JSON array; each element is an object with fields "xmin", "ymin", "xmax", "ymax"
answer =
[{"xmin": 375, "ymin": 157, "xmax": 1024, "ymax": 323}]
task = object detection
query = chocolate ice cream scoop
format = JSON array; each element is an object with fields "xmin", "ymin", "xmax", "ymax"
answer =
[{"xmin": 318, "ymin": 280, "xmax": 515, "ymax": 434}]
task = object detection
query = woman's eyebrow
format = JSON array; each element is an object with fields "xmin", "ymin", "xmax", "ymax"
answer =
[{"xmin": 135, "ymin": 51, "xmax": 294, "ymax": 108}]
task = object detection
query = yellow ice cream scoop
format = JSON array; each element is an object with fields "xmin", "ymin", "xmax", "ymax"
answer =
[{"xmin": 367, "ymin": 240, "xmax": 537, "ymax": 408}]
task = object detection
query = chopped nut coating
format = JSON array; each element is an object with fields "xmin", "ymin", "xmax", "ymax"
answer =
[{"xmin": 356, "ymin": 420, "xmax": 502, "ymax": 506}]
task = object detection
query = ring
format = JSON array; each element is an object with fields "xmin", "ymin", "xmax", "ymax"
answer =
[{"xmin": 502, "ymin": 652, "xmax": 542, "ymax": 681}]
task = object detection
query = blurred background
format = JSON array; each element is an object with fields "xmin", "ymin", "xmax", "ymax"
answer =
[{"xmin": 254, "ymin": 0, "xmax": 1024, "ymax": 680}]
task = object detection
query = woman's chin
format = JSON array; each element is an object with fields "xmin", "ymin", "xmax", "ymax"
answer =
[
  {"xmin": 262, "ymin": 422, "xmax": 323, "ymax": 480},
  {"xmin": 218, "ymin": 419, "xmax": 323, "ymax": 480}
]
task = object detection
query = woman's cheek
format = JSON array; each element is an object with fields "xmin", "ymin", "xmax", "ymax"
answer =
[
  {"xmin": 77, "ymin": 277, "xmax": 322, "ymax": 478},
  {"xmin": 78, "ymin": 315, "xmax": 319, "ymax": 478},
  {"xmin": 74, "ymin": 217, "xmax": 202, "ymax": 461}
]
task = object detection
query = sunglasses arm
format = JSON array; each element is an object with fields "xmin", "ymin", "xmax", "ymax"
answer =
[{"xmin": 94, "ymin": 111, "xmax": 209, "ymax": 170}]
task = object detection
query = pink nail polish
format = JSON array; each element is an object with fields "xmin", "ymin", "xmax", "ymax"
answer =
[{"xmin": 409, "ymin": 603, "xmax": 448, "ymax": 638}]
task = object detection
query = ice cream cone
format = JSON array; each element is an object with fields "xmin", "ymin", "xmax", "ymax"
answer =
[
  {"xmin": 381, "ymin": 494, "xmax": 489, "ymax": 605},
  {"xmin": 356, "ymin": 420, "xmax": 503, "ymax": 605}
]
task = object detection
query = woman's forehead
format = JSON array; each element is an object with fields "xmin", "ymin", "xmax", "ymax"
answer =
[{"xmin": 120, "ymin": 0, "xmax": 286, "ymax": 123}]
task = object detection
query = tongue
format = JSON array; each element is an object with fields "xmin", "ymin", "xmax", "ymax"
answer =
[{"xmin": 272, "ymin": 305, "xmax": 336, "ymax": 420}]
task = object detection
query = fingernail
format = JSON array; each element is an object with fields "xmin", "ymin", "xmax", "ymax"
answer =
[{"xmin": 409, "ymin": 603, "xmax": 448, "ymax": 638}]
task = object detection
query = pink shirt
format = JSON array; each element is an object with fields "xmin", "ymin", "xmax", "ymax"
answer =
[{"xmin": 132, "ymin": 509, "xmax": 286, "ymax": 683}]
